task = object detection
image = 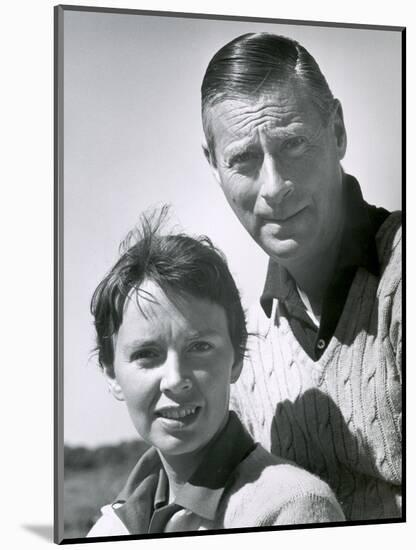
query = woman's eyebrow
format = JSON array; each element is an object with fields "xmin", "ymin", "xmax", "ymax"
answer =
[
  {"xmin": 187, "ymin": 329, "xmax": 222, "ymax": 339},
  {"xmin": 123, "ymin": 338, "xmax": 159, "ymax": 353}
]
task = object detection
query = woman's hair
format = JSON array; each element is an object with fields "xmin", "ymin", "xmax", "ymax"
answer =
[
  {"xmin": 91, "ymin": 207, "xmax": 247, "ymax": 376},
  {"xmin": 201, "ymin": 32, "xmax": 335, "ymax": 159}
]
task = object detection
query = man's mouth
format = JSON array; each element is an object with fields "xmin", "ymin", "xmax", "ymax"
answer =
[{"xmin": 265, "ymin": 206, "xmax": 307, "ymax": 223}]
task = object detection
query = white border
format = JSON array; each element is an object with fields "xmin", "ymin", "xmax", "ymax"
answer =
[{"xmin": 1, "ymin": 1, "xmax": 412, "ymax": 549}]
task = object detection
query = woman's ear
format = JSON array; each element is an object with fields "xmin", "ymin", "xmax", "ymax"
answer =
[
  {"xmin": 231, "ymin": 359, "xmax": 243, "ymax": 384},
  {"xmin": 103, "ymin": 366, "xmax": 125, "ymax": 401}
]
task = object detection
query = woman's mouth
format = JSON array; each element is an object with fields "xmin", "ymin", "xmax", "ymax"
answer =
[
  {"xmin": 156, "ymin": 405, "xmax": 198, "ymax": 420},
  {"xmin": 155, "ymin": 405, "xmax": 201, "ymax": 428}
]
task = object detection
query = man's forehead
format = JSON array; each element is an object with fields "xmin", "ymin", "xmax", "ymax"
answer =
[
  {"xmin": 212, "ymin": 78, "xmax": 308, "ymax": 110},
  {"xmin": 206, "ymin": 88, "xmax": 319, "ymax": 146}
]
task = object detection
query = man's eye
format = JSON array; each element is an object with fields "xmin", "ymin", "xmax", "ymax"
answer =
[
  {"xmin": 282, "ymin": 137, "xmax": 307, "ymax": 153},
  {"xmin": 227, "ymin": 151, "xmax": 259, "ymax": 168},
  {"xmin": 188, "ymin": 341, "xmax": 214, "ymax": 353},
  {"xmin": 234, "ymin": 152, "xmax": 251, "ymax": 163}
]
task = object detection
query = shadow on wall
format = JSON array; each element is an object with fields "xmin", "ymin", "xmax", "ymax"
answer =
[{"xmin": 21, "ymin": 525, "xmax": 53, "ymax": 542}]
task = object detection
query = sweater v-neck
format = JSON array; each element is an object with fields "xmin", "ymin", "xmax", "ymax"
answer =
[{"xmin": 265, "ymin": 212, "xmax": 400, "ymax": 381}]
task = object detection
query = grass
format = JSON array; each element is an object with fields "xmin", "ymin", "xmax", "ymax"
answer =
[{"xmin": 63, "ymin": 442, "xmax": 148, "ymax": 539}]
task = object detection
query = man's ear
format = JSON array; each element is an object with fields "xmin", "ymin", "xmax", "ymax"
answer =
[
  {"xmin": 201, "ymin": 139, "xmax": 221, "ymax": 185},
  {"xmin": 331, "ymin": 99, "xmax": 347, "ymax": 160},
  {"xmin": 231, "ymin": 359, "xmax": 243, "ymax": 384},
  {"xmin": 103, "ymin": 366, "xmax": 125, "ymax": 401}
]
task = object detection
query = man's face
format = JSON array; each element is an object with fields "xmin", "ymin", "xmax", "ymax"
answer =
[
  {"xmin": 106, "ymin": 279, "xmax": 240, "ymax": 459},
  {"xmin": 204, "ymin": 82, "xmax": 346, "ymax": 266}
]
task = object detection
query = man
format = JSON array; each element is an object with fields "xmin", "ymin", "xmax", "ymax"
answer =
[{"xmin": 201, "ymin": 32, "xmax": 402, "ymax": 521}]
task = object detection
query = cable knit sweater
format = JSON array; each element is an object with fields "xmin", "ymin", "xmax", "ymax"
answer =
[{"xmin": 231, "ymin": 212, "xmax": 402, "ymax": 521}]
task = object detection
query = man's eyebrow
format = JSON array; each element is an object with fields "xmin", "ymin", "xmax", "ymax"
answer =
[
  {"xmin": 223, "ymin": 142, "xmax": 258, "ymax": 162},
  {"xmin": 223, "ymin": 123, "xmax": 308, "ymax": 155},
  {"xmin": 278, "ymin": 126, "xmax": 306, "ymax": 138},
  {"xmin": 223, "ymin": 137, "xmax": 255, "ymax": 156}
]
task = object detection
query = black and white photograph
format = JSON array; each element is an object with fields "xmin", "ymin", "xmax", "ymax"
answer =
[{"xmin": 54, "ymin": 5, "xmax": 404, "ymax": 544}]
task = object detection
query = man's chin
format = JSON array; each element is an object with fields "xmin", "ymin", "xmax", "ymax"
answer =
[{"xmin": 261, "ymin": 238, "xmax": 303, "ymax": 263}]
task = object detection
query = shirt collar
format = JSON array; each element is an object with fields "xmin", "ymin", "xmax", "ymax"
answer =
[
  {"xmin": 260, "ymin": 173, "xmax": 380, "ymax": 318},
  {"xmin": 115, "ymin": 446, "xmax": 161, "ymax": 503},
  {"xmin": 113, "ymin": 446, "xmax": 162, "ymax": 534},
  {"xmin": 154, "ymin": 467, "xmax": 169, "ymax": 509},
  {"xmin": 337, "ymin": 173, "xmax": 380, "ymax": 274},
  {"xmin": 173, "ymin": 411, "xmax": 255, "ymax": 520}
]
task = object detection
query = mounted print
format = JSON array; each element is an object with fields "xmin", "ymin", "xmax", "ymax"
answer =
[{"xmin": 54, "ymin": 4, "xmax": 405, "ymax": 544}]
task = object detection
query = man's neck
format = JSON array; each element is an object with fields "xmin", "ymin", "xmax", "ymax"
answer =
[
  {"xmin": 289, "ymin": 256, "xmax": 335, "ymax": 318},
  {"xmin": 287, "ymin": 219, "xmax": 344, "ymax": 318}
]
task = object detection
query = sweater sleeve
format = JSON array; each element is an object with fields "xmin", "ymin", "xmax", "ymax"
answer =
[
  {"xmin": 390, "ymin": 278, "xmax": 402, "ymax": 377},
  {"xmin": 271, "ymin": 493, "xmax": 345, "ymax": 525},
  {"xmin": 385, "ymin": 215, "xmax": 402, "ymax": 376}
]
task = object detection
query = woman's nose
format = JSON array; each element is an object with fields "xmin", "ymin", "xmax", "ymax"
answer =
[{"xmin": 159, "ymin": 353, "xmax": 193, "ymax": 395}]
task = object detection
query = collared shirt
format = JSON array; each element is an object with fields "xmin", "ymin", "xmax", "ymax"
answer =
[
  {"xmin": 87, "ymin": 411, "xmax": 346, "ymax": 537},
  {"xmin": 260, "ymin": 174, "xmax": 390, "ymax": 360},
  {"xmin": 112, "ymin": 411, "xmax": 255, "ymax": 534}
]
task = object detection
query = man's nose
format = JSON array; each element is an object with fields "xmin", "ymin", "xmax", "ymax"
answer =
[
  {"xmin": 259, "ymin": 156, "xmax": 294, "ymax": 205},
  {"xmin": 160, "ymin": 353, "xmax": 192, "ymax": 395}
]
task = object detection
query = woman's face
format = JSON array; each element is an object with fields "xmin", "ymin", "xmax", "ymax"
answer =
[{"xmin": 106, "ymin": 279, "xmax": 241, "ymax": 459}]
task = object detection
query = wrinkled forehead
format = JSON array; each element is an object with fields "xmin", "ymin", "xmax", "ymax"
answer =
[
  {"xmin": 204, "ymin": 75, "xmax": 309, "ymax": 116},
  {"xmin": 204, "ymin": 83, "xmax": 321, "ymax": 148}
]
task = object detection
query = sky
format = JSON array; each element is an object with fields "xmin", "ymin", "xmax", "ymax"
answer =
[{"xmin": 61, "ymin": 9, "xmax": 402, "ymax": 446}]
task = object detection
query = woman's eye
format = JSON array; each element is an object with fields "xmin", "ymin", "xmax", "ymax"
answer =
[
  {"xmin": 131, "ymin": 349, "xmax": 159, "ymax": 362},
  {"xmin": 188, "ymin": 341, "xmax": 214, "ymax": 353}
]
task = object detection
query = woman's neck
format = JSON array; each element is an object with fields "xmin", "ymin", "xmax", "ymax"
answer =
[
  {"xmin": 157, "ymin": 412, "xmax": 230, "ymax": 503},
  {"xmin": 158, "ymin": 447, "xmax": 204, "ymax": 503}
]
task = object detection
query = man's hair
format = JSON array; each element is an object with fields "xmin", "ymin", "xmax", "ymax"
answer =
[
  {"xmin": 91, "ymin": 208, "xmax": 247, "ymax": 376},
  {"xmin": 201, "ymin": 32, "xmax": 335, "ymax": 158}
]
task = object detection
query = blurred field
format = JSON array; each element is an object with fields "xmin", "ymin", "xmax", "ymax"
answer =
[{"xmin": 63, "ymin": 440, "xmax": 149, "ymax": 539}]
